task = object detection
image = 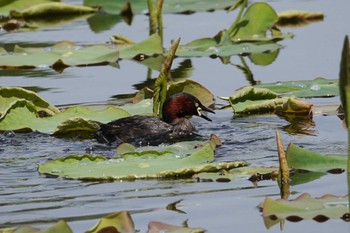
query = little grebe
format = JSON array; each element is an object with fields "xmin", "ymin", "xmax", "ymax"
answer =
[{"xmin": 96, "ymin": 92, "xmax": 214, "ymax": 146}]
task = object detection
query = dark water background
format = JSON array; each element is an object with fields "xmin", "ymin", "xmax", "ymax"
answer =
[{"xmin": 1, "ymin": 0, "xmax": 350, "ymax": 232}]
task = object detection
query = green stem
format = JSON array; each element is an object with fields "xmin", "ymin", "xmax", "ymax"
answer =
[{"xmin": 227, "ymin": 0, "xmax": 247, "ymax": 38}]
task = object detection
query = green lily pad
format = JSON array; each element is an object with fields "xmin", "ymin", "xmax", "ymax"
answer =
[
  {"xmin": 86, "ymin": 211, "xmax": 134, "ymax": 233},
  {"xmin": 0, "ymin": 34, "xmax": 162, "ymax": 71},
  {"xmin": 261, "ymin": 193, "xmax": 349, "ymax": 222},
  {"xmin": 231, "ymin": 2, "xmax": 279, "ymax": 41},
  {"xmin": 5, "ymin": 210, "xmax": 206, "ymax": 233},
  {"xmin": 0, "ymin": 41, "xmax": 119, "ymax": 71},
  {"xmin": 0, "ymin": 86, "xmax": 59, "ymax": 117},
  {"xmin": 84, "ymin": 0, "xmax": 234, "ymax": 15},
  {"xmin": 0, "ymin": 100, "xmax": 130, "ymax": 134},
  {"xmin": 168, "ymin": 80, "xmax": 215, "ymax": 107},
  {"xmin": 38, "ymin": 139, "xmax": 247, "ymax": 180},
  {"xmin": 0, "ymin": 0, "xmax": 59, "ymax": 16},
  {"xmin": 10, "ymin": 2, "xmax": 97, "ymax": 18},
  {"xmin": 286, "ymin": 143, "xmax": 347, "ymax": 172},
  {"xmin": 257, "ymin": 78, "xmax": 339, "ymax": 98},
  {"xmin": 176, "ymin": 35, "xmax": 283, "ymax": 58},
  {"xmin": 193, "ymin": 166, "xmax": 278, "ymax": 182},
  {"xmin": 228, "ymin": 87, "xmax": 313, "ymax": 116}
]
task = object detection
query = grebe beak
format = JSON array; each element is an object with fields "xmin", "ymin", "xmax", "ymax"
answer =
[{"xmin": 197, "ymin": 104, "xmax": 215, "ymax": 122}]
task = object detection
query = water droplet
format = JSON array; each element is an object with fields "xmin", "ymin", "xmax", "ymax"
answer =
[{"xmin": 310, "ymin": 85, "xmax": 321, "ymax": 91}]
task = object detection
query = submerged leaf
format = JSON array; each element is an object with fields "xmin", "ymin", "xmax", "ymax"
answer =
[{"xmin": 38, "ymin": 139, "xmax": 247, "ymax": 180}]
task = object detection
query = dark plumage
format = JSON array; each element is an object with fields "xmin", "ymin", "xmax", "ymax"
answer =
[{"xmin": 96, "ymin": 92, "xmax": 214, "ymax": 146}]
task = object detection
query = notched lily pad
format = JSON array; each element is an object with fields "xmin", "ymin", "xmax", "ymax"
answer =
[
  {"xmin": 38, "ymin": 139, "xmax": 247, "ymax": 180},
  {"xmin": 260, "ymin": 193, "xmax": 349, "ymax": 224}
]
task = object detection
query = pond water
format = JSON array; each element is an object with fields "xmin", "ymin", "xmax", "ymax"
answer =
[{"xmin": 1, "ymin": 0, "xmax": 350, "ymax": 232}]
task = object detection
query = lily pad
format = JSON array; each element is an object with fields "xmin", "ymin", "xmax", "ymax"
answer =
[
  {"xmin": 228, "ymin": 87, "xmax": 313, "ymax": 117},
  {"xmin": 84, "ymin": 0, "xmax": 234, "ymax": 15},
  {"xmin": 176, "ymin": 35, "xmax": 283, "ymax": 58},
  {"xmin": 86, "ymin": 211, "xmax": 134, "ymax": 233},
  {"xmin": 0, "ymin": 0, "xmax": 59, "ymax": 16},
  {"xmin": 0, "ymin": 100, "xmax": 130, "ymax": 134},
  {"xmin": 257, "ymin": 78, "xmax": 339, "ymax": 98},
  {"xmin": 0, "ymin": 34, "xmax": 163, "ymax": 71},
  {"xmin": 230, "ymin": 2, "xmax": 279, "ymax": 41},
  {"xmin": 261, "ymin": 193, "xmax": 349, "ymax": 223},
  {"xmin": 10, "ymin": 2, "xmax": 97, "ymax": 18},
  {"xmin": 0, "ymin": 86, "xmax": 59, "ymax": 117},
  {"xmin": 38, "ymin": 139, "xmax": 247, "ymax": 180},
  {"xmin": 167, "ymin": 80, "xmax": 215, "ymax": 107},
  {"xmin": 286, "ymin": 143, "xmax": 347, "ymax": 172},
  {"xmin": 4, "ymin": 210, "xmax": 206, "ymax": 233},
  {"xmin": 193, "ymin": 166, "xmax": 278, "ymax": 183}
]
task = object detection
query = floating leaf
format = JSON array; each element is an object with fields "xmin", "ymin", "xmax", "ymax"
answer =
[
  {"xmin": 257, "ymin": 78, "xmax": 339, "ymax": 98},
  {"xmin": 0, "ymin": 34, "xmax": 162, "ymax": 71},
  {"xmin": 0, "ymin": 86, "xmax": 59, "ymax": 117},
  {"xmin": 286, "ymin": 143, "xmax": 347, "ymax": 172},
  {"xmin": 38, "ymin": 139, "xmax": 247, "ymax": 180},
  {"xmin": 228, "ymin": 87, "xmax": 313, "ymax": 117},
  {"xmin": 86, "ymin": 211, "xmax": 134, "ymax": 233},
  {"xmin": 0, "ymin": 101, "xmax": 130, "ymax": 134},
  {"xmin": 277, "ymin": 10, "xmax": 324, "ymax": 27},
  {"xmin": 84, "ymin": 0, "xmax": 234, "ymax": 15},
  {"xmin": 0, "ymin": 0, "xmax": 59, "ymax": 16},
  {"xmin": 176, "ymin": 36, "xmax": 283, "ymax": 58},
  {"xmin": 229, "ymin": 86, "xmax": 278, "ymax": 104},
  {"xmin": 0, "ymin": 41, "xmax": 119, "ymax": 71},
  {"xmin": 148, "ymin": 221, "xmax": 205, "ymax": 233},
  {"xmin": 261, "ymin": 193, "xmax": 349, "ymax": 223},
  {"xmin": 111, "ymin": 33, "xmax": 164, "ymax": 59},
  {"xmin": 193, "ymin": 166, "xmax": 278, "ymax": 183},
  {"xmin": 10, "ymin": 2, "xmax": 97, "ymax": 18}
]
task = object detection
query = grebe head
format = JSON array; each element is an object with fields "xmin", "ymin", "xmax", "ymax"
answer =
[{"xmin": 162, "ymin": 92, "xmax": 215, "ymax": 124}]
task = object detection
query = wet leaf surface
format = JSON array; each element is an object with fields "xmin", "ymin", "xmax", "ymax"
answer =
[
  {"xmin": 38, "ymin": 138, "xmax": 247, "ymax": 180},
  {"xmin": 286, "ymin": 143, "xmax": 347, "ymax": 172},
  {"xmin": 227, "ymin": 87, "xmax": 313, "ymax": 117},
  {"xmin": 257, "ymin": 78, "xmax": 339, "ymax": 98}
]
